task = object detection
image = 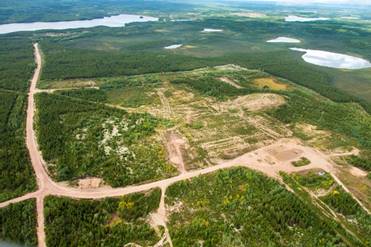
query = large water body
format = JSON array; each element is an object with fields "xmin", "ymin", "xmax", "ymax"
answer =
[
  {"xmin": 0, "ymin": 14, "xmax": 158, "ymax": 34},
  {"xmin": 290, "ymin": 48, "xmax": 371, "ymax": 69}
]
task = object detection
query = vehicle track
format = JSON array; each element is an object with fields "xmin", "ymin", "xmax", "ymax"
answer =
[{"xmin": 0, "ymin": 43, "xmax": 368, "ymax": 247}]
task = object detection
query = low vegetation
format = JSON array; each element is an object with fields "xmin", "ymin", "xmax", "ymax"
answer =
[
  {"xmin": 0, "ymin": 199, "xmax": 37, "ymax": 246},
  {"xmin": 35, "ymin": 93, "xmax": 177, "ymax": 186},
  {"xmin": 44, "ymin": 189, "xmax": 162, "ymax": 246},
  {"xmin": 292, "ymin": 170, "xmax": 334, "ymax": 191},
  {"xmin": 292, "ymin": 157, "xmax": 311, "ymax": 167}
]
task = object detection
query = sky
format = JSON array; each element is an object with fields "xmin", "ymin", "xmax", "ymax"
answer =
[{"xmin": 254, "ymin": 0, "xmax": 371, "ymax": 5}]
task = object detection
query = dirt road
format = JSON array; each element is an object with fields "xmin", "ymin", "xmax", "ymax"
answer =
[{"xmin": 0, "ymin": 44, "xmax": 368, "ymax": 247}]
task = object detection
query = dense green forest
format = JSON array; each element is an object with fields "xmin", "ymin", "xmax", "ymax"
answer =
[
  {"xmin": 0, "ymin": 36, "xmax": 34, "ymax": 92},
  {"xmin": 0, "ymin": 199, "xmax": 37, "ymax": 246},
  {"xmin": 0, "ymin": 91, "xmax": 36, "ymax": 202},
  {"xmin": 35, "ymin": 93, "xmax": 176, "ymax": 186},
  {"xmin": 45, "ymin": 189, "xmax": 161, "ymax": 246},
  {"xmin": 166, "ymin": 167, "xmax": 356, "ymax": 246}
]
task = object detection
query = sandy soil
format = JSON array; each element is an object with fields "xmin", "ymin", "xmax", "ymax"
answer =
[
  {"xmin": 164, "ymin": 130, "xmax": 187, "ymax": 173},
  {"xmin": 349, "ymin": 167, "xmax": 368, "ymax": 177},
  {"xmin": 217, "ymin": 93, "xmax": 286, "ymax": 112},
  {"xmin": 78, "ymin": 178, "xmax": 103, "ymax": 189},
  {"xmin": 1, "ymin": 44, "xmax": 369, "ymax": 247},
  {"xmin": 219, "ymin": 77, "xmax": 243, "ymax": 89}
]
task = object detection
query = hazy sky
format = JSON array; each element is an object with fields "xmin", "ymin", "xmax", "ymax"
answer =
[{"xmin": 257, "ymin": 0, "xmax": 370, "ymax": 4}]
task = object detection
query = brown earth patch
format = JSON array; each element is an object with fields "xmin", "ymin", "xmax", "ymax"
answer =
[
  {"xmin": 253, "ymin": 77, "xmax": 289, "ymax": 90},
  {"xmin": 217, "ymin": 93, "xmax": 285, "ymax": 112}
]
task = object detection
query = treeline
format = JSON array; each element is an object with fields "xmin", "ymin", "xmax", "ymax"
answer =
[
  {"xmin": 0, "ymin": 91, "xmax": 36, "ymax": 202},
  {"xmin": 0, "ymin": 36, "xmax": 35, "ymax": 92},
  {"xmin": 35, "ymin": 93, "xmax": 176, "ymax": 186},
  {"xmin": 0, "ymin": 199, "xmax": 37, "ymax": 246},
  {"xmin": 45, "ymin": 189, "xmax": 161, "ymax": 246},
  {"xmin": 166, "ymin": 167, "xmax": 351, "ymax": 246}
]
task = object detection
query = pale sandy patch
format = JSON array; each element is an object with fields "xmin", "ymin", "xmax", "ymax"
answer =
[
  {"xmin": 219, "ymin": 77, "xmax": 243, "ymax": 89},
  {"xmin": 349, "ymin": 166, "xmax": 368, "ymax": 177},
  {"xmin": 217, "ymin": 93, "xmax": 285, "ymax": 112}
]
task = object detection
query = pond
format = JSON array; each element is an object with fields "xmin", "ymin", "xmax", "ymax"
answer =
[
  {"xmin": 164, "ymin": 44, "xmax": 183, "ymax": 50},
  {"xmin": 202, "ymin": 28, "xmax": 223, "ymax": 33},
  {"xmin": 267, "ymin": 37, "xmax": 300, "ymax": 43},
  {"xmin": 285, "ymin": 15, "xmax": 329, "ymax": 22},
  {"xmin": 290, "ymin": 48, "xmax": 371, "ymax": 69},
  {"xmin": 0, "ymin": 14, "xmax": 158, "ymax": 34}
]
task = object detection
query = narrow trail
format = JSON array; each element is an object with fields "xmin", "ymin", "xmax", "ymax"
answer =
[{"xmin": 0, "ymin": 44, "xmax": 369, "ymax": 247}]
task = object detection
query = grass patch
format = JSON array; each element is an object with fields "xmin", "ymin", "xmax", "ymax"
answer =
[{"xmin": 292, "ymin": 157, "xmax": 311, "ymax": 167}]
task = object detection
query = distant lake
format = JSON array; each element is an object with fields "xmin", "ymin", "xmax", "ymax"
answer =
[
  {"xmin": 285, "ymin": 15, "xmax": 329, "ymax": 22},
  {"xmin": 0, "ymin": 14, "xmax": 158, "ymax": 34},
  {"xmin": 267, "ymin": 37, "xmax": 301, "ymax": 43},
  {"xmin": 0, "ymin": 241, "xmax": 25, "ymax": 247},
  {"xmin": 291, "ymin": 48, "xmax": 371, "ymax": 69}
]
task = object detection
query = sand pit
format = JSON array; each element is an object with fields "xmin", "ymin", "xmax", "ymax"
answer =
[
  {"xmin": 268, "ymin": 148, "xmax": 304, "ymax": 162},
  {"xmin": 219, "ymin": 77, "xmax": 242, "ymax": 89},
  {"xmin": 78, "ymin": 177, "xmax": 103, "ymax": 189},
  {"xmin": 218, "ymin": 93, "xmax": 285, "ymax": 112},
  {"xmin": 164, "ymin": 130, "xmax": 187, "ymax": 173},
  {"xmin": 349, "ymin": 167, "xmax": 368, "ymax": 177}
]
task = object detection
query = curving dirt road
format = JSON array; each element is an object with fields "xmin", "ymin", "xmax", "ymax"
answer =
[{"xmin": 0, "ymin": 44, "xmax": 369, "ymax": 247}]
